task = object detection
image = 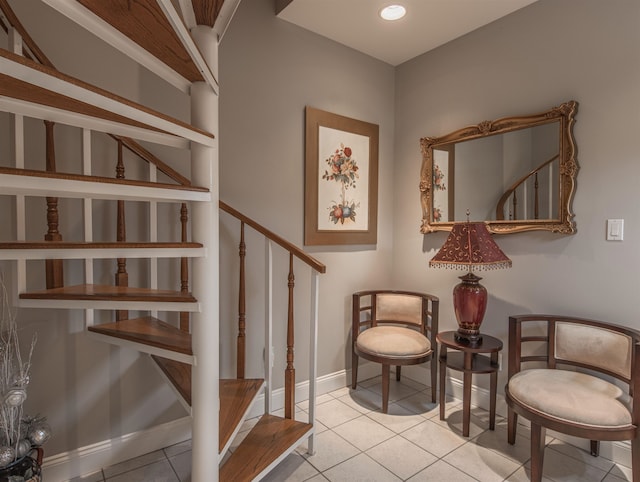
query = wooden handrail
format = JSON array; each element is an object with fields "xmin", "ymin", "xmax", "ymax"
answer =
[
  {"xmin": 0, "ymin": 0, "xmax": 55, "ymax": 68},
  {"xmin": 219, "ymin": 201, "xmax": 326, "ymax": 274},
  {"xmin": 495, "ymin": 154, "xmax": 559, "ymax": 220},
  {"xmin": 112, "ymin": 135, "xmax": 191, "ymax": 186},
  {"xmin": 222, "ymin": 200, "xmax": 325, "ymax": 420}
]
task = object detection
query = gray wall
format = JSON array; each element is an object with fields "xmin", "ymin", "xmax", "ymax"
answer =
[
  {"xmin": 218, "ymin": 0, "xmax": 395, "ymax": 379},
  {"xmin": 393, "ymin": 0, "xmax": 640, "ymax": 392}
]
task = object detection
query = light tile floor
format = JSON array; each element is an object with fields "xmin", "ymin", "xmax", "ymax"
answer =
[{"xmin": 69, "ymin": 376, "xmax": 633, "ymax": 481}]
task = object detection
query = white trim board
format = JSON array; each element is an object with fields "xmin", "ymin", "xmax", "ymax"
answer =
[{"xmin": 41, "ymin": 416, "xmax": 192, "ymax": 482}]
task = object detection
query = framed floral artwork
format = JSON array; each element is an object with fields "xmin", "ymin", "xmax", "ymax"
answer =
[{"xmin": 304, "ymin": 107, "xmax": 378, "ymax": 245}]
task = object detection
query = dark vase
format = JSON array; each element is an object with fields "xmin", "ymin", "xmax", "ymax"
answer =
[{"xmin": 0, "ymin": 452, "xmax": 41, "ymax": 482}]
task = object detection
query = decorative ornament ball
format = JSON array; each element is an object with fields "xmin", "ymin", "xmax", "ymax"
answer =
[
  {"xmin": 28, "ymin": 422, "xmax": 51, "ymax": 446},
  {"xmin": 15, "ymin": 438, "xmax": 31, "ymax": 458},
  {"xmin": 3, "ymin": 389, "xmax": 27, "ymax": 407},
  {"xmin": 0, "ymin": 446, "xmax": 15, "ymax": 467},
  {"xmin": 12, "ymin": 374, "xmax": 30, "ymax": 388}
]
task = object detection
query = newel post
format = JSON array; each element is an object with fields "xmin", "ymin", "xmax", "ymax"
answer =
[{"xmin": 189, "ymin": 24, "xmax": 219, "ymax": 482}]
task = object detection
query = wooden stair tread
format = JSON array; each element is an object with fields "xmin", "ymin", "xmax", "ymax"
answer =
[
  {"xmin": 220, "ymin": 414, "xmax": 313, "ymax": 481},
  {"xmin": 88, "ymin": 317, "xmax": 192, "ymax": 355},
  {"xmin": 150, "ymin": 356, "xmax": 264, "ymax": 452},
  {"xmin": 151, "ymin": 356, "xmax": 192, "ymax": 405},
  {"xmin": 0, "ymin": 167, "xmax": 209, "ymax": 192},
  {"xmin": 219, "ymin": 378, "xmax": 265, "ymax": 451},
  {"xmin": 0, "ymin": 49, "xmax": 215, "ymax": 147},
  {"xmin": 19, "ymin": 284, "xmax": 196, "ymax": 302},
  {"xmin": 0, "ymin": 241, "xmax": 202, "ymax": 250}
]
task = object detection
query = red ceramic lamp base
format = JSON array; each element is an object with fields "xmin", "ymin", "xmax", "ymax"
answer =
[{"xmin": 453, "ymin": 272, "xmax": 487, "ymax": 346}]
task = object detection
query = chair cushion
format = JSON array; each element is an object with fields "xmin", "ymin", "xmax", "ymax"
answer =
[
  {"xmin": 356, "ymin": 326, "xmax": 431, "ymax": 359},
  {"xmin": 508, "ymin": 369, "xmax": 632, "ymax": 428}
]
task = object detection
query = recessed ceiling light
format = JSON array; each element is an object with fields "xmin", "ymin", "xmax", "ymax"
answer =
[{"xmin": 380, "ymin": 4, "xmax": 406, "ymax": 21}]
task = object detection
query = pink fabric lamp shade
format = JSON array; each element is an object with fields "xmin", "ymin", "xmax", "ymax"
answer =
[{"xmin": 430, "ymin": 222, "xmax": 511, "ymax": 345}]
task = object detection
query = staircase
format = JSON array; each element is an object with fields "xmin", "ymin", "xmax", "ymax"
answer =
[
  {"xmin": 495, "ymin": 154, "xmax": 559, "ymax": 221},
  {"xmin": 0, "ymin": 1, "xmax": 325, "ymax": 480}
]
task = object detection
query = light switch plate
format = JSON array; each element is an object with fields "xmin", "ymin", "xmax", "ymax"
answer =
[{"xmin": 607, "ymin": 219, "xmax": 624, "ymax": 241}]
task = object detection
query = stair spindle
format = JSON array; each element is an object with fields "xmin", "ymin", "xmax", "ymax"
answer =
[
  {"xmin": 44, "ymin": 120, "xmax": 64, "ymax": 288},
  {"xmin": 534, "ymin": 172, "xmax": 539, "ymax": 219},
  {"xmin": 115, "ymin": 140, "xmax": 128, "ymax": 321},
  {"xmin": 237, "ymin": 222, "xmax": 246, "ymax": 379},
  {"xmin": 512, "ymin": 189, "xmax": 518, "ymax": 221},
  {"xmin": 179, "ymin": 203, "xmax": 190, "ymax": 332},
  {"xmin": 285, "ymin": 253, "xmax": 295, "ymax": 419}
]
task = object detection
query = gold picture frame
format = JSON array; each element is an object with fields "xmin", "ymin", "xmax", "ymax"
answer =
[{"xmin": 305, "ymin": 106, "xmax": 379, "ymax": 246}]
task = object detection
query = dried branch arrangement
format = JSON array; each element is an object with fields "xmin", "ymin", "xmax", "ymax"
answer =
[{"xmin": 0, "ymin": 276, "xmax": 50, "ymax": 473}]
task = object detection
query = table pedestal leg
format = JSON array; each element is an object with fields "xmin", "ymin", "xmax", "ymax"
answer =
[
  {"xmin": 462, "ymin": 353, "xmax": 472, "ymax": 437},
  {"xmin": 490, "ymin": 352, "xmax": 498, "ymax": 430},
  {"xmin": 439, "ymin": 348, "xmax": 447, "ymax": 421}
]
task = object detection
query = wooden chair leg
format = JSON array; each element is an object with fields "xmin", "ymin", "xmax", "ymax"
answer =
[
  {"xmin": 590, "ymin": 440, "xmax": 599, "ymax": 457},
  {"xmin": 396, "ymin": 365, "xmax": 401, "ymax": 381},
  {"xmin": 507, "ymin": 407, "xmax": 517, "ymax": 444},
  {"xmin": 352, "ymin": 351, "xmax": 359, "ymax": 389},
  {"xmin": 530, "ymin": 422, "xmax": 546, "ymax": 482},
  {"xmin": 632, "ymin": 436, "xmax": 640, "ymax": 482},
  {"xmin": 430, "ymin": 359, "xmax": 437, "ymax": 403},
  {"xmin": 382, "ymin": 364, "xmax": 390, "ymax": 413}
]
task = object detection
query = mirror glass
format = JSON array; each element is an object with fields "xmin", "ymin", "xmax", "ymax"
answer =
[{"xmin": 420, "ymin": 101, "xmax": 579, "ymax": 234}]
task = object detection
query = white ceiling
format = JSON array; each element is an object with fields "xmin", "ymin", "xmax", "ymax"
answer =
[{"xmin": 277, "ymin": 0, "xmax": 538, "ymax": 66}]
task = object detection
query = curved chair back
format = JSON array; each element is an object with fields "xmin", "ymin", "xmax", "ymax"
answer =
[
  {"xmin": 506, "ymin": 314, "xmax": 640, "ymax": 482},
  {"xmin": 351, "ymin": 290, "xmax": 439, "ymax": 413}
]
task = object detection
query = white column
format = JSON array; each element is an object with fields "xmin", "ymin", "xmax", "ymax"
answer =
[{"xmin": 189, "ymin": 25, "xmax": 220, "ymax": 482}]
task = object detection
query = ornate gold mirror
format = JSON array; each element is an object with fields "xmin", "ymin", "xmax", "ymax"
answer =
[{"xmin": 420, "ymin": 101, "xmax": 578, "ymax": 234}]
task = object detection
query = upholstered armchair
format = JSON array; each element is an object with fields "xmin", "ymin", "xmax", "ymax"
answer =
[
  {"xmin": 351, "ymin": 290, "xmax": 438, "ymax": 413},
  {"xmin": 505, "ymin": 314, "xmax": 640, "ymax": 482}
]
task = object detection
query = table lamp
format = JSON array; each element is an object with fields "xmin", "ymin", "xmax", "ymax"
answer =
[{"xmin": 429, "ymin": 220, "xmax": 511, "ymax": 345}]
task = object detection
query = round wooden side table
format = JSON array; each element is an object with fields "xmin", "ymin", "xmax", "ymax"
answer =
[{"xmin": 436, "ymin": 330, "xmax": 503, "ymax": 437}]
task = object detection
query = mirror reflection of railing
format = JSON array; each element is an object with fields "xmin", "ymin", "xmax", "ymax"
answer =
[
  {"xmin": 496, "ymin": 154, "xmax": 558, "ymax": 221},
  {"xmin": 420, "ymin": 101, "xmax": 579, "ymax": 235}
]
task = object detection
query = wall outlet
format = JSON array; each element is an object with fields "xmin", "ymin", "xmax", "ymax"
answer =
[{"xmin": 498, "ymin": 353, "xmax": 503, "ymax": 371}]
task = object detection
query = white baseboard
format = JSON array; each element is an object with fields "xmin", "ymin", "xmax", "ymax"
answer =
[
  {"xmin": 42, "ymin": 362, "xmax": 632, "ymax": 480},
  {"xmin": 246, "ymin": 361, "xmax": 382, "ymax": 419},
  {"xmin": 41, "ymin": 416, "xmax": 192, "ymax": 482}
]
